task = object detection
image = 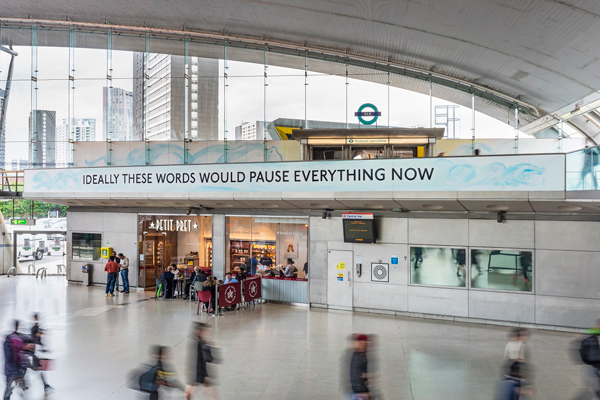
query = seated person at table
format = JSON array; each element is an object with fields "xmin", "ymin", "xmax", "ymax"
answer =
[
  {"xmin": 160, "ymin": 266, "xmax": 175, "ymax": 299},
  {"xmin": 268, "ymin": 266, "xmax": 279, "ymax": 277},
  {"xmin": 224, "ymin": 272, "xmax": 238, "ymax": 284},
  {"xmin": 201, "ymin": 277, "xmax": 216, "ymax": 313},
  {"xmin": 237, "ymin": 267, "xmax": 248, "ymax": 282},
  {"xmin": 281, "ymin": 259, "xmax": 295, "ymax": 278},
  {"xmin": 259, "ymin": 251, "xmax": 273, "ymax": 269}
]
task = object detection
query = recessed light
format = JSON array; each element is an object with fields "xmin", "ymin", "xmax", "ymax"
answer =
[
  {"xmin": 309, "ymin": 203, "xmax": 330, "ymax": 208},
  {"xmin": 215, "ymin": 203, "xmax": 234, "ymax": 208},
  {"xmin": 363, "ymin": 203, "xmax": 384, "ymax": 209},
  {"xmin": 421, "ymin": 204, "xmax": 443, "ymax": 210},
  {"xmin": 486, "ymin": 205, "xmax": 509, "ymax": 211},
  {"xmin": 557, "ymin": 205, "xmax": 582, "ymax": 211},
  {"xmin": 260, "ymin": 203, "xmax": 280, "ymax": 208}
]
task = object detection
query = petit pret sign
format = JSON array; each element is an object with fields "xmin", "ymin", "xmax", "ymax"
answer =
[{"xmin": 149, "ymin": 219, "xmax": 198, "ymax": 232}]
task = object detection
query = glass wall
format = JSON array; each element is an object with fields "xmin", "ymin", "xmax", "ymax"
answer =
[
  {"xmin": 0, "ymin": 24, "xmax": 527, "ymax": 172},
  {"xmin": 138, "ymin": 214, "xmax": 212, "ymax": 288},
  {"xmin": 72, "ymin": 232, "xmax": 101, "ymax": 261},
  {"xmin": 409, "ymin": 246, "xmax": 467, "ymax": 288},
  {"xmin": 470, "ymin": 249, "xmax": 533, "ymax": 292},
  {"xmin": 225, "ymin": 216, "xmax": 308, "ymax": 278}
]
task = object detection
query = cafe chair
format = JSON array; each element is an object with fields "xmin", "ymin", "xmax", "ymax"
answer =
[{"xmin": 196, "ymin": 291, "xmax": 212, "ymax": 316}]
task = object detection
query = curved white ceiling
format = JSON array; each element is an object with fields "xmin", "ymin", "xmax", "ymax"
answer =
[{"xmin": 3, "ymin": 0, "xmax": 600, "ymax": 133}]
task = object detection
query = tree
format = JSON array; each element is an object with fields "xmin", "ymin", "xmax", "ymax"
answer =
[{"xmin": 0, "ymin": 199, "xmax": 68, "ymax": 219}]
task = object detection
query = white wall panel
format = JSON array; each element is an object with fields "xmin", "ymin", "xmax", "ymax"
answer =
[
  {"xmin": 469, "ymin": 290, "xmax": 534, "ymax": 323},
  {"xmin": 408, "ymin": 286, "xmax": 468, "ymax": 317},
  {"xmin": 536, "ymin": 221, "xmax": 600, "ymax": 251},
  {"xmin": 354, "ymin": 282, "xmax": 408, "ymax": 312},
  {"xmin": 536, "ymin": 250, "xmax": 600, "ymax": 299},
  {"xmin": 353, "ymin": 243, "xmax": 408, "ymax": 285},
  {"xmin": 469, "ymin": 220, "xmax": 534, "ymax": 249},
  {"xmin": 375, "ymin": 217, "xmax": 408, "ymax": 244},
  {"xmin": 408, "ymin": 218, "xmax": 468, "ymax": 246},
  {"xmin": 535, "ymin": 295, "xmax": 600, "ymax": 328}
]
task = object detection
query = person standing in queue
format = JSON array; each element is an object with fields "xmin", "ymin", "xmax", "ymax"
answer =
[
  {"xmin": 349, "ymin": 334, "xmax": 370, "ymax": 399},
  {"xmin": 111, "ymin": 251, "xmax": 121, "ymax": 293},
  {"xmin": 104, "ymin": 256, "xmax": 120, "ymax": 297},
  {"xmin": 259, "ymin": 251, "xmax": 272, "ymax": 269},
  {"xmin": 185, "ymin": 322, "xmax": 218, "ymax": 400},
  {"xmin": 119, "ymin": 253, "xmax": 130, "ymax": 293}
]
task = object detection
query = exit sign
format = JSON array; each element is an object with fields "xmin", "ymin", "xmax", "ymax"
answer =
[{"xmin": 10, "ymin": 219, "xmax": 36, "ymax": 226}]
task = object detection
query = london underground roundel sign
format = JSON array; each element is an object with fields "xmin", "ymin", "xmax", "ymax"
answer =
[{"xmin": 355, "ymin": 103, "xmax": 381, "ymax": 125}]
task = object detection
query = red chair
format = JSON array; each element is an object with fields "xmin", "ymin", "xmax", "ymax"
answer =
[{"xmin": 197, "ymin": 291, "xmax": 212, "ymax": 315}]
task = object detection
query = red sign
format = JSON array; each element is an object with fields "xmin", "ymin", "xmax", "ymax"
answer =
[
  {"xmin": 218, "ymin": 282, "xmax": 242, "ymax": 307},
  {"xmin": 243, "ymin": 278, "xmax": 262, "ymax": 301}
]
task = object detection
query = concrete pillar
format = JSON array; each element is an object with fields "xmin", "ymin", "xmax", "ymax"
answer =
[{"xmin": 212, "ymin": 214, "xmax": 226, "ymax": 280}]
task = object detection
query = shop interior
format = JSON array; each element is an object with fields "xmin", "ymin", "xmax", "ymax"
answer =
[
  {"xmin": 138, "ymin": 215, "xmax": 213, "ymax": 288},
  {"xmin": 226, "ymin": 216, "xmax": 308, "ymax": 279}
]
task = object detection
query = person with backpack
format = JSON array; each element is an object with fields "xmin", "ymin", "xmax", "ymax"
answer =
[
  {"xmin": 3, "ymin": 320, "xmax": 27, "ymax": 400},
  {"xmin": 138, "ymin": 345, "xmax": 184, "ymax": 400},
  {"xmin": 579, "ymin": 320, "xmax": 600, "ymax": 398}
]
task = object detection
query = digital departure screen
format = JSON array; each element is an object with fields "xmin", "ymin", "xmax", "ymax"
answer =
[{"xmin": 343, "ymin": 219, "xmax": 376, "ymax": 243}]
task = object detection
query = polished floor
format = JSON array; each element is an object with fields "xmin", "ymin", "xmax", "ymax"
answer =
[{"xmin": 0, "ymin": 277, "xmax": 593, "ymax": 399}]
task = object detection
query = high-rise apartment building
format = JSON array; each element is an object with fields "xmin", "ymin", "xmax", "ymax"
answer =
[
  {"xmin": 103, "ymin": 87, "xmax": 134, "ymax": 141},
  {"xmin": 10, "ymin": 158, "xmax": 28, "ymax": 170},
  {"xmin": 55, "ymin": 118, "xmax": 97, "ymax": 166},
  {"xmin": 29, "ymin": 110, "xmax": 56, "ymax": 168},
  {"xmin": 133, "ymin": 54, "xmax": 218, "ymax": 141},
  {"xmin": 235, "ymin": 121, "xmax": 266, "ymax": 140}
]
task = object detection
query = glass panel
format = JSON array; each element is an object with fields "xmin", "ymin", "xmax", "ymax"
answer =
[
  {"xmin": 470, "ymin": 249, "xmax": 532, "ymax": 292},
  {"xmin": 410, "ymin": 246, "xmax": 467, "ymax": 287},
  {"xmin": 566, "ymin": 146, "xmax": 600, "ymax": 190},
  {"xmin": 72, "ymin": 232, "xmax": 102, "ymax": 261}
]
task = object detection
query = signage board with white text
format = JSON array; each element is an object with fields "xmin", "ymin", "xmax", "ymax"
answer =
[{"xmin": 24, "ymin": 154, "xmax": 565, "ymax": 194}]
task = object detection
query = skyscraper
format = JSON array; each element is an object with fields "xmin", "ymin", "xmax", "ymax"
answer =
[
  {"xmin": 103, "ymin": 87, "xmax": 134, "ymax": 141},
  {"xmin": 29, "ymin": 110, "xmax": 56, "ymax": 168},
  {"xmin": 55, "ymin": 120, "xmax": 69, "ymax": 167},
  {"xmin": 133, "ymin": 54, "xmax": 218, "ymax": 141}
]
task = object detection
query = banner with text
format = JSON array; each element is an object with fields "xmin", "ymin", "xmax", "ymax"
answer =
[{"xmin": 24, "ymin": 154, "xmax": 565, "ymax": 193}]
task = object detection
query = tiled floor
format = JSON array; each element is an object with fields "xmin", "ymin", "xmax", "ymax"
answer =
[{"xmin": 0, "ymin": 277, "xmax": 593, "ymax": 399}]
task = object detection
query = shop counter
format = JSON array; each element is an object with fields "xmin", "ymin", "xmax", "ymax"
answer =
[{"xmin": 260, "ymin": 276, "xmax": 308, "ymax": 304}]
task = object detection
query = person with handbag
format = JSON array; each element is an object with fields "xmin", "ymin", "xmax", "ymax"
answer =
[
  {"xmin": 139, "ymin": 345, "xmax": 184, "ymax": 400},
  {"xmin": 185, "ymin": 322, "xmax": 218, "ymax": 400}
]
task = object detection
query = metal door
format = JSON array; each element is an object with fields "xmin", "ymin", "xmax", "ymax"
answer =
[{"xmin": 327, "ymin": 250, "xmax": 353, "ymax": 310}]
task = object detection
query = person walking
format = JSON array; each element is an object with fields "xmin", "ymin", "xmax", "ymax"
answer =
[
  {"xmin": 519, "ymin": 252, "xmax": 532, "ymax": 284},
  {"xmin": 29, "ymin": 314, "xmax": 53, "ymax": 393},
  {"xmin": 455, "ymin": 249, "xmax": 466, "ymax": 277},
  {"xmin": 3, "ymin": 320, "xmax": 27, "ymax": 400},
  {"xmin": 104, "ymin": 256, "xmax": 120, "ymax": 297},
  {"xmin": 119, "ymin": 253, "xmax": 130, "ymax": 293},
  {"xmin": 349, "ymin": 334, "xmax": 370, "ymax": 399},
  {"xmin": 140, "ymin": 345, "xmax": 185, "ymax": 400},
  {"xmin": 185, "ymin": 322, "xmax": 218, "ymax": 400},
  {"xmin": 413, "ymin": 247, "xmax": 423, "ymax": 269},
  {"xmin": 494, "ymin": 361, "xmax": 533, "ymax": 400},
  {"xmin": 579, "ymin": 320, "xmax": 600, "ymax": 399}
]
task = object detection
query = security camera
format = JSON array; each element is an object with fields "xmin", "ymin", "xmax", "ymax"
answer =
[
  {"xmin": 322, "ymin": 209, "xmax": 333, "ymax": 219},
  {"xmin": 497, "ymin": 211, "xmax": 506, "ymax": 223},
  {"xmin": 186, "ymin": 207, "xmax": 192, "ymax": 216}
]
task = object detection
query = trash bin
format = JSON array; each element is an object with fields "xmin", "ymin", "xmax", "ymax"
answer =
[{"xmin": 82, "ymin": 264, "xmax": 91, "ymax": 286}]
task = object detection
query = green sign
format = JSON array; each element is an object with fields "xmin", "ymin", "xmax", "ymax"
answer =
[{"xmin": 10, "ymin": 219, "xmax": 35, "ymax": 226}]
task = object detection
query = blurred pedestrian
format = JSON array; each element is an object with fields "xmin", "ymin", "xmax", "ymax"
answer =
[
  {"xmin": 138, "ymin": 345, "xmax": 184, "ymax": 400},
  {"xmin": 579, "ymin": 320, "xmax": 600, "ymax": 399},
  {"xmin": 472, "ymin": 249, "xmax": 482, "ymax": 274},
  {"xmin": 349, "ymin": 334, "xmax": 370, "ymax": 399},
  {"xmin": 3, "ymin": 320, "xmax": 27, "ymax": 400},
  {"xmin": 456, "ymin": 249, "xmax": 466, "ymax": 277},
  {"xmin": 519, "ymin": 252, "xmax": 532, "ymax": 284},
  {"xmin": 118, "ymin": 253, "xmax": 130, "ymax": 293},
  {"xmin": 413, "ymin": 247, "xmax": 423, "ymax": 269},
  {"xmin": 104, "ymin": 255, "xmax": 119, "ymax": 297},
  {"xmin": 29, "ymin": 313, "xmax": 53, "ymax": 393},
  {"xmin": 494, "ymin": 361, "xmax": 533, "ymax": 400},
  {"xmin": 185, "ymin": 322, "xmax": 218, "ymax": 400}
]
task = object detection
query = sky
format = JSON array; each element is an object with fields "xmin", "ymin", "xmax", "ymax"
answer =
[{"xmin": 0, "ymin": 45, "xmax": 524, "ymax": 164}]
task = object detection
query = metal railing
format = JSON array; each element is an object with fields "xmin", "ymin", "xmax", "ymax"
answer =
[{"xmin": 0, "ymin": 170, "xmax": 24, "ymax": 193}]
